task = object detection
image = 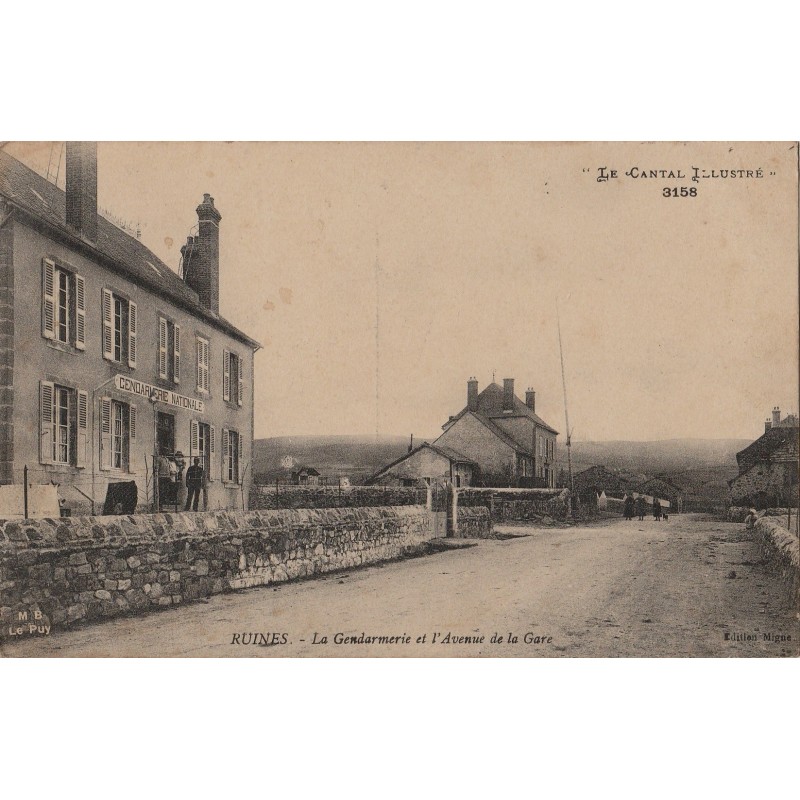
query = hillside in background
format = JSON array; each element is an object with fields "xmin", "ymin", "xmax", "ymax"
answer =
[
  {"xmin": 254, "ymin": 435, "xmax": 751, "ymax": 498},
  {"xmin": 557, "ymin": 438, "xmax": 750, "ymax": 509},
  {"xmin": 253, "ymin": 435, "xmax": 429, "ymax": 483}
]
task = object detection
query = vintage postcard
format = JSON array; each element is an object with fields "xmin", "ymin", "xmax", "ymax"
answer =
[{"xmin": 0, "ymin": 141, "xmax": 797, "ymax": 658}]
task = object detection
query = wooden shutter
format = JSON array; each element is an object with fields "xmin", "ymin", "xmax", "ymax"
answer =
[
  {"xmin": 99, "ymin": 397, "xmax": 112, "ymax": 470},
  {"xmin": 237, "ymin": 356, "xmax": 243, "ymax": 407},
  {"xmin": 158, "ymin": 317, "xmax": 168, "ymax": 378},
  {"xmin": 129, "ymin": 403, "xmax": 137, "ymax": 440},
  {"xmin": 127, "ymin": 301, "xmax": 138, "ymax": 368},
  {"xmin": 222, "ymin": 349, "xmax": 231, "ymax": 401},
  {"xmin": 237, "ymin": 432, "xmax": 244, "ymax": 485},
  {"xmin": 201, "ymin": 339, "xmax": 209, "ymax": 391},
  {"xmin": 102, "ymin": 289, "xmax": 113, "ymax": 359},
  {"xmin": 39, "ymin": 380, "xmax": 54, "ymax": 464},
  {"xmin": 208, "ymin": 425, "xmax": 216, "ymax": 482},
  {"xmin": 221, "ymin": 428, "xmax": 229, "ymax": 482},
  {"xmin": 75, "ymin": 274, "xmax": 86, "ymax": 350},
  {"xmin": 76, "ymin": 389, "xmax": 88, "ymax": 468},
  {"xmin": 173, "ymin": 323, "xmax": 181, "ymax": 384},
  {"xmin": 42, "ymin": 259, "xmax": 56, "ymax": 339},
  {"xmin": 190, "ymin": 419, "xmax": 199, "ymax": 457}
]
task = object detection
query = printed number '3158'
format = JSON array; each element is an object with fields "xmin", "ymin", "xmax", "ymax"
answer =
[{"xmin": 663, "ymin": 187, "xmax": 698, "ymax": 197}]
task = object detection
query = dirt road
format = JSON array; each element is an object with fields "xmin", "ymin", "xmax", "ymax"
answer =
[{"xmin": 4, "ymin": 514, "xmax": 798, "ymax": 657}]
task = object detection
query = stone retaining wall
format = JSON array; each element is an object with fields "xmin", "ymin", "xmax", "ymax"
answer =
[
  {"xmin": 0, "ymin": 506, "xmax": 432, "ymax": 638},
  {"xmin": 250, "ymin": 485, "xmax": 426, "ymax": 510},
  {"xmin": 454, "ymin": 506, "xmax": 492, "ymax": 538},
  {"xmin": 753, "ymin": 516, "xmax": 799, "ymax": 607}
]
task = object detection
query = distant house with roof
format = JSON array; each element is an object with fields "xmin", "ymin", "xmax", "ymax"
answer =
[
  {"xmin": 432, "ymin": 378, "xmax": 558, "ymax": 487},
  {"xmin": 365, "ymin": 442, "xmax": 475, "ymax": 488},
  {"xmin": 572, "ymin": 465, "xmax": 637, "ymax": 504},
  {"xmin": 729, "ymin": 407, "xmax": 799, "ymax": 508},
  {"xmin": 291, "ymin": 466, "xmax": 321, "ymax": 485}
]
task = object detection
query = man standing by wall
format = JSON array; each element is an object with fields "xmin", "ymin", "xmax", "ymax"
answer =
[{"xmin": 185, "ymin": 457, "xmax": 204, "ymax": 512}]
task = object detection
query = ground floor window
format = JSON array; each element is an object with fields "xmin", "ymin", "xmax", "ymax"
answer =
[
  {"xmin": 112, "ymin": 402, "xmax": 130, "ymax": 470},
  {"xmin": 223, "ymin": 428, "xmax": 240, "ymax": 484},
  {"xmin": 53, "ymin": 386, "xmax": 71, "ymax": 464}
]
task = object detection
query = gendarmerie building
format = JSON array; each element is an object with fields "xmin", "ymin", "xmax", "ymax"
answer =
[{"xmin": 0, "ymin": 143, "xmax": 260, "ymax": 513}]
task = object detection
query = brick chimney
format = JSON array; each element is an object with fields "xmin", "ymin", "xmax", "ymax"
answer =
[
  {"xmin": 503, "ymin": 378, "xmax": 514, "ymax": 411},
  {"xmin": 525, "ymin": 388, "xmax": 536, "ymax": 412},
  {"xmin": 184, "ymin": 194, "xmax": 221, "ymax": 313},
  {"xmin": 765, "ymin": 418, "xmax": 772, "ymax": 433},
  {"xmin": 467, "ymin": 377, "xmax": 478, "ymax": 412},
  {"xmin": 65, "ymin": 142, "xmax": 97, "ymax": 242},
  {"xmin": 772, "ymin": 406, "xmax": 781, "ymax": 427}
]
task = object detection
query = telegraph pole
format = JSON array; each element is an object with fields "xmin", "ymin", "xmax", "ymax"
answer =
[{"xmin": 556, "ymin": 300, "xmax": 576, "ymax": 513}]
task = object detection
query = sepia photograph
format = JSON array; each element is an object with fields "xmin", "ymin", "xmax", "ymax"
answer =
[{"xmin": 0, "ymin": 140, "xmax": 797, "ymax": 658}]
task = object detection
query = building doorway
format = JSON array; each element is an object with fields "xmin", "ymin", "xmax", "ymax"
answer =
[{"xmin": 157, "ymin": 411, "xmax": 175, "ymax": 456}]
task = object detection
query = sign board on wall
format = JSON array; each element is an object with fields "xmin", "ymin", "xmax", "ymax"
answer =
[{"xmin": 114, "ymin": 375, "xmax": 205, "ymax": 413}]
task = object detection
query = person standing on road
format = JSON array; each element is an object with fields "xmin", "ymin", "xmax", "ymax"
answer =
[
  {"xmin": 623, "ymin": 493, "xmax": 635, "ymax": 520},
  {"xmin": 653, "ymin": 498, "xmax": 662, "ymax": 521},
  {"xmin": 184, "ymin": 457, "xmax": 204, "ymax": 512},
  {"xmin": 635, "ymin": 495, "xmax": 647, "ymax": 521}
]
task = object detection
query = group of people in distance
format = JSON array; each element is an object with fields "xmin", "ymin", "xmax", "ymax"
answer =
[{"xmin": 623, "ymin": 493, "xmax": 665, "ymax": 521}]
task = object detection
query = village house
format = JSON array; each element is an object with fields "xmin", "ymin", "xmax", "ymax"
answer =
[
  {"xmin": 729, "ymin": 407, "xmax": 799, "ymax": 509},
  {"xmin": 432, "ymin": 378, "xmax": 558, "ymax": 487},
  {"xmin": 291, "ymin": 466, "xmax": 321, "ymax": 486},
  {"xmin": 0, "ymin": 144, "xmax": 260, "ymax": 514},
  {"xmin": 365, "ymin": 442, "xmax": 476, "ymax": 488}
]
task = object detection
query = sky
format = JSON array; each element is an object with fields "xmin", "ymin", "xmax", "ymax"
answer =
[{"xmin": 6, "ymin": 141, "xmax": 798, "ymax": 443}]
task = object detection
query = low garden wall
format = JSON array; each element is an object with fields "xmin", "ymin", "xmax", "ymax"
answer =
[
  {"xmin": 0, "ymin": 506, "xmax": 432, "ymax": 639},
  {"xmin": 458, "ymin": 488, "xmax": 571, "ymax": 522},
  {"xmin": 453, "ymin": 506, "xmax": 492, "ymax": 538},
  {"xmin": 753, "ymin": 516, "xmax": 799, "ymax": 607},
  {"xmin": 250, "ymin": 484, "xmax": 426, "ymax": 510}
]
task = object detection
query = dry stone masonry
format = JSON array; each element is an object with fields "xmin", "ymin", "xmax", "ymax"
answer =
[{"xmin": 0, "ymin": 506, "xmax": 433, "ymax": 639}]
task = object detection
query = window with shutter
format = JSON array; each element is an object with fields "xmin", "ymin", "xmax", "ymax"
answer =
[
  {"xmin": 42, "ymin": 259, "xmax": 56, "ymax": 340},
  {"xmin": 173, "ymin": 323, "xmax": 181, "ymax": 384},
  {"xmin": 100, "ymin": 397, "xmax": 112, "ymax": 470},
  {"xmin": 237, "ymin": 432, "xmax": 244, "ymax": 485},
  {"xmin": 128, "ymin": 301, "xmax": 138, "ymax": 368},
  {"xmin": 39, "ymin": 381, "xmax": 55, "ymax": 464},
  {"xmin": 221, "ymin": 428, "xmax": 230, "ymax": 482},
  {"xmin": 75, "ymin": 274, "xmax": 86, "ymax": 350},
  {"xmin": 102, "ymin": 289, "xmax": 114, "ymax": 359},
  {"xmin": 223, "ymin": 349, "xmax": 231, "ymax": 401},
  {"xmin": 158, "ymin": 317, "xmax": 168, "ymax": 378},
  {"xmin": 197, "ymin": 336, "xmax": 209, "ymax": 392},
  {"xmin": 237, "ymin": 356, "xmax": 243, "ymax": 407},
  {"xmin": 209, "ymin": 425, "xmax": 216, "ymax": 482},
  {"xmin": 129, "ymin": 403, "xmax": 137, "ymax": 441},
  {"xmin": 77, "ymin": 390, "xmax": 88, "ymax": 468},
  {"xmin": 190, "ymin": 419, "xmax": 199, "ymax": 457}
]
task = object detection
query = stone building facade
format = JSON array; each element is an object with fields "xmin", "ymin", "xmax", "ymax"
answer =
[
  {"xmin": 0, "ymin": 144, "xmax": 260, "ymax": 514},
  {"xmin": 365, "ymin": 442, "xmax": 475, "ymax": 487},
  {"xmin": 434, "ymin": 378, "xmax": 558, "ymax": 487},
  {"xmin": 729, "ymin": 407, "xmax": 799, "ymax": 509}
]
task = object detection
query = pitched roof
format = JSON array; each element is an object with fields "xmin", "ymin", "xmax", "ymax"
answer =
[
  {"xmin": 735, "ymin": 425, "xmax": 799, "ymax": 471},
  {"xmin": 445, "ymin": 382, "xmax": 558, "ymax": 436},
  {"xmin": 0, "ymin": 149, "xmax": 260, "ymax": 349},
  {"xmin": 365, "ymin": 442, "xmax": 475, "ymax": 484}
]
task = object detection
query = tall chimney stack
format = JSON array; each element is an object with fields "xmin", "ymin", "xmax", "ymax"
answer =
[
  {"xmin": 503, "ymin": 378, "xmax": 515, "ymax": 411},
  {"xmin": 765, "ymin": 418, "xmax": 772, "ymax": 433},
  {"xmin": 185, "ymin": 194, "xmax": 221, "ymax": 313},
  {"xmin": 65, "ymin": 142, "xmax": 97, "ymax": 242},
  {"xmin": 525, "ymin": 388, "xmax": 536, "ymax": 412},
  {"xmin": 467, "ymin": 377, "xmax": 478, "ymax": 412},
  {"xmin": 772, "ymin": 406, "xmax": 781, "ymax": 427}
]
